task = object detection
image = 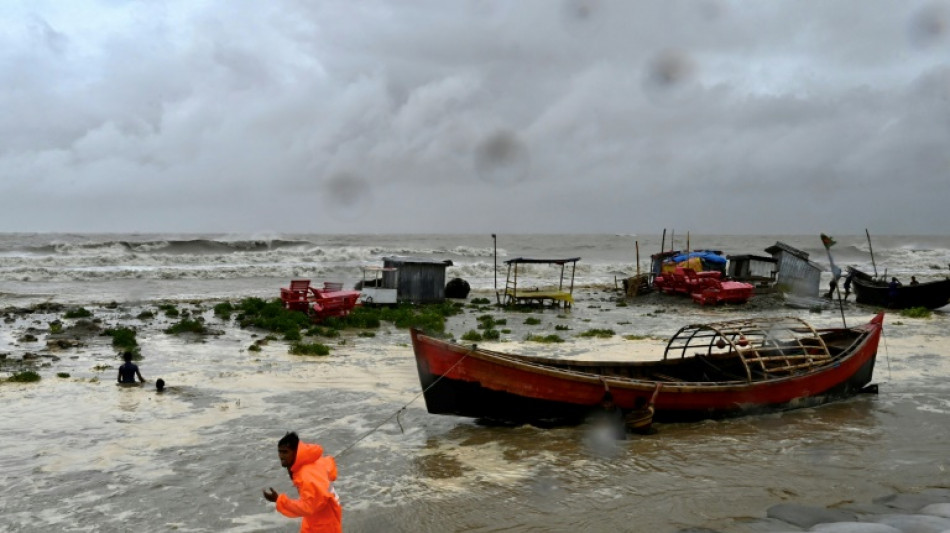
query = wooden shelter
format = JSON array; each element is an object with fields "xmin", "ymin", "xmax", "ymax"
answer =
[
  {"xmin": 382, "ymin": 256, "xmax": 453, "ymax": 304},
  {"xmin": 726, "ymin": 254, "xmax": 778, "ymax": 292},
  {"xmin": 501, "ymin": 257, "xmax": 580, "ymax": 307}
]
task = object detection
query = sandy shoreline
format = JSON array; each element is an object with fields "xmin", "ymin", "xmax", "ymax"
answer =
[
  {"xmin": 0, "ymin": 285, "xmax": 944, "ymax": 383},
  {"xmin": 3, "ymin": 287, "xmax": 949, "ymax": 532}
]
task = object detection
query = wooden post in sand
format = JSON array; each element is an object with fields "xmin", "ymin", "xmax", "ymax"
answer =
[
  {"xmin": 636, "ymin": 241, "xmax": 641, "ymax": 278},
  {"xmin": 492, "ymin": 233, "xmax": 499, "ymax": 304}
]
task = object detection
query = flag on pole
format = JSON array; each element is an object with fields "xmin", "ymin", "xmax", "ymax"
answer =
[
  {"xmin": 820, "ymin": 233, "xmax": 837, "ymax": 249},
  {"xmin": 820, "ymin": 234, "xmax": 841, "ymax": 281}
]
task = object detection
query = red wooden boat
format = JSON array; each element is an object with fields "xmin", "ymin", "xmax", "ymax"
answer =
[{"xmin": 411, "ymin": 313, "xmax": 883, "ymax": 426}]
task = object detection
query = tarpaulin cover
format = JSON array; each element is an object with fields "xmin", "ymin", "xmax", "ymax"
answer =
[{"xmin": 669, "ymin": 251, "xmax": 727, "ymax": 265}]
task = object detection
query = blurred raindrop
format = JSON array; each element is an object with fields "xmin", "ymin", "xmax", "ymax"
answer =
[
  {"xmin": 642, "ymin": 48, "xmax": 698, "ymax": 106},
  {"xmin": 474, "ymin": 130, "xmax": 531, "ymax": 186},
  {"xmin": 562, "ymin": 0, "xmax": 600, "ymax": 22},
  {"xmin": 698, "ymin": 0, "xmax": 727, "ymax": 21},
  {"xmin": 908, "ymin": 2, "xmax": 950, "ymax": 49},
  {"xmin": 560, "ymin": 0, "xmax": 606, "ymax": 36},
  {"xmin": 323, "ymin": 172, "xmax": 373, "ymax": 220}
]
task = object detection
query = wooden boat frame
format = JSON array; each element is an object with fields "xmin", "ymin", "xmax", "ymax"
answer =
[{"xmin": 411, "ymin": 313, "xmax": 883, "ymax": 424}]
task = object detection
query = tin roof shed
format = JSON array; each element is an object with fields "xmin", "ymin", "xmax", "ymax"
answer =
[
  {"xmin": 764, "ymin": 242, "xmax": 822, "ymax": 297},
  {"xmin": 382, "ymin": 256, "xmax": 454, "ymax": 303}
]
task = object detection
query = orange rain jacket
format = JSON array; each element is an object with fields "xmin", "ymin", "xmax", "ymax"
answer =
[{"xmin": 276, "ymin": 442, "xmax": 342, "ymax": 533}]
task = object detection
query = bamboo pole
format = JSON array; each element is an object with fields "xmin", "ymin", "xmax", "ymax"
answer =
[
  {"xmin": 865, "ymin": 229, "xmax": 878, "ymax": 278},
  {"xmin": 636, "ymin": 240, "xmax": 641, "ymax": 278}
]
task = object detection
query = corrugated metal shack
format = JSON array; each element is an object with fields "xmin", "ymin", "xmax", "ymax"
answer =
[
  {"xmin": 764, "ymin": 242, "xmax": 821, "ymax": 297},
  {"xmin": 382, "ymin": 256, "xmax": 453, "ymax": 303}
]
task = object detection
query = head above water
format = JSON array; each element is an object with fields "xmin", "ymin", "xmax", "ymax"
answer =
[
  {"xmin": 156, "ymin": 378, "xmax": 165, "ymax": 392},
  {"xmin": 277, "ymin": 431, "xmax": 300, "ymax": 469},
  {"xmin": 123, "ymin": 351, "xmax": 133, "ymax": 363}
]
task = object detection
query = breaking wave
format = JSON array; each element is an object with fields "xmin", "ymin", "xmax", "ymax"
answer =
[{"xmin": 1, "ymin": 233, "xmax": 948, "ymax": 298}]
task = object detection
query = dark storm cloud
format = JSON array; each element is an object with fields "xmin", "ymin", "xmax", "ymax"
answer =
[{"xmin": 0, "ymin": 0, "xmax": 947, "ymax": 234}]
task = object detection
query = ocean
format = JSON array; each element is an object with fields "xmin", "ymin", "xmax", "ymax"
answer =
[
  {"xmin": 3, "ymin": 232, "xmax": 949, "ymax": 305},
  {"xmin": 1, "ymin": 233, "xmax": 949, "ymax": 532}
]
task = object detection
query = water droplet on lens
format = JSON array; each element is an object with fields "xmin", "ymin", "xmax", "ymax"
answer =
[
  {"xmin": 563, "ymin": 0, "xmax": 598, "ymax": 21},
  {"xmin": 324, "ymin": 173, "xmax": 372, "ymax": 220},
  {"xmin": 474, "ymin": 130, "xmax": 531, "ymax": 186},
  {"xmin": 909, "ymin": 2, "xmax": 950, "ymax": 49},
  {"xmin": 642, "ymin": 48, "xmax": 698, "ymax": 106},
  {"xmin": 560, "ymin": 0, "xmax": 606, "ymax": 36}
]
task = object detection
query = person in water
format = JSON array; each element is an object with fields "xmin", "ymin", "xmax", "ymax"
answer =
[
  {"xmin": 888, "ymin": 277, "xmax": 902, "ymax": 307},
  {"xmin": 592, "ymin": 391, "xmax": 627, "ymax": 441},
  {"xmin": 824, "ymin": 278, "xmax": 838, "ymax": 299},
  {"xmin": 155, "ymin": 378, "xmax": 165, "ymax": 392},
  {"xmin": 263, "ymin": 431, "xmax": 342, "ymax": 533},
  {"xmin": 625, "ymin": 384, "xmax": 661, "ymax": 435},
  {"xmin": 116, "ymin": 351, "xmax": 146, "ymax": 384},
  {"xmin": 843, "ymin": 271, "xmax": 854, "ymax": 299}
]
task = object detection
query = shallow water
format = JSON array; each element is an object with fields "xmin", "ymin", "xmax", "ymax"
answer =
[{"xmin": 2, "ymin": 288, "xmax": 949, "ymax": 532}]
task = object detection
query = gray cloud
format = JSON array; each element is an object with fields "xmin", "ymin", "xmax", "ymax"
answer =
[{"xmin": 0, "ymin": 0, "xmax": 947, "ymax": 234}]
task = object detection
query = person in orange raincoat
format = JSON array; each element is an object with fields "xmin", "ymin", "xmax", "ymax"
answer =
[{"xmin": 263, "ymin": 432, "xmax": 342, "ymax": 533}]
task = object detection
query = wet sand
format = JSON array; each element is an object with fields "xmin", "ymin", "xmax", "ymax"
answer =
[{"xmin": 2, "ymin": 287, "xmax": 949, "ymax": 532}]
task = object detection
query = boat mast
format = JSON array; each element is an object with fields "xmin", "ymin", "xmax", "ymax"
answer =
[{"xmin": 865, "ymin": 229, "xmax": 878, "ymax": 278}]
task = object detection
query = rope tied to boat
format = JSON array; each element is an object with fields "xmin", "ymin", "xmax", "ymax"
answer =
[{"xmin": 334, "ymin": 344, "xmax": 477, "ymax": 460}]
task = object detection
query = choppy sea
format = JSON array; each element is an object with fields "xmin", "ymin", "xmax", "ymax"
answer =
[
  {"xmin": 2, "ymin": 232, "xmax": 949, "ymax": 304},
  {"xmin": 2, "ymin": 233, "xmax": 950, "ymax": 532}
]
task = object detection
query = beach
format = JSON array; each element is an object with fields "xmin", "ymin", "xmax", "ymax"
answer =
[{"xmin": 2, "ymin": 233, "xmax": 950, "ymax": 532}]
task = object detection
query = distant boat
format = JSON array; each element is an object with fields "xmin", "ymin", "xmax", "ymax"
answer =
[
  {"xmin": 848, "ymin": 268, "xmax": 950, "ymax": 310},
  {"xmin": 410, "ymin": 313, "xmax": 883, "ymax": 426}
]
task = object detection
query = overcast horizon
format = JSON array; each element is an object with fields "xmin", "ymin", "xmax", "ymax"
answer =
[{"xmin": 2, "ymin": 1, "xmax": 948, "ymax": 235}]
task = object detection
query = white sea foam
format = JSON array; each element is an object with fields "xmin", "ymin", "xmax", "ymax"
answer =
[{"xmin": 1, "ymin": 233, "xmax": 948, "ymax": 303}]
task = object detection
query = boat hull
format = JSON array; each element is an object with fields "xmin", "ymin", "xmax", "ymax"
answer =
[
  {"xmin": 411, "ymin": 315, "xmax": 883, "ymax": 425},
  {"xmin": 849, "ymin": 269, "xmax": 950, "ymax": 310}
]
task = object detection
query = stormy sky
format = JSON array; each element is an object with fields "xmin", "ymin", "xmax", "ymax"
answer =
[{"xmin": 1, "ymin": 1, "xmax": 948, "ymax": 235}]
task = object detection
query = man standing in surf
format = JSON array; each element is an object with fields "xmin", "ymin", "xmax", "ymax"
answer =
[
  {"xmin": 263, "ymin": 432, "xmax": 342, "ymax": 532},
  {"xmin": 116, "ymin": 351, "xmax": 146, "ymax": 384}
]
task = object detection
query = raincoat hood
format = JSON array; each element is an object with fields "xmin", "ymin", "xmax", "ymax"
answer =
[
  {"xmin": 291, "ymin": 442, "xmax": 338, "ymax": 482},
  {"xmin": 290, "ymin": 442, "xmax": 323, "ymax": 474}
]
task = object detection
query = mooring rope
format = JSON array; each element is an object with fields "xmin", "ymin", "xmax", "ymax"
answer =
[
  {"xmin": 881, "ymin": 320, "xmax": 892, "ymax": 382},
  {"xmin": 334, "ymin": 344, "xmax": 477, "ymax": 460}
]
